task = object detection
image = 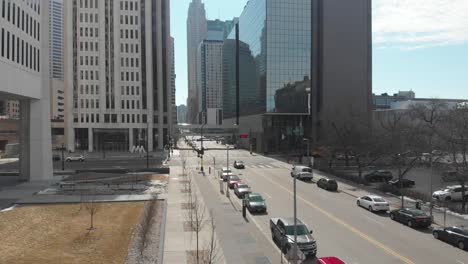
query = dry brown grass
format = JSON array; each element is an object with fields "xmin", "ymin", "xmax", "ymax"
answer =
[{"xmin": 0, "ymin": 202, "xmax": 145, "ymax": 264}]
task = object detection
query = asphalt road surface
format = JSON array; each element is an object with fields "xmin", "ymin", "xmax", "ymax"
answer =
[{"xmin": 183, "ymin": 140, "xmax": 468, "ymax": 264}]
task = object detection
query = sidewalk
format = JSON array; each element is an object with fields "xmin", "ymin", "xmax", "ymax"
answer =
[{"xmin": 54, "ymin": 151, "xmax": 167, "ymax": 160}]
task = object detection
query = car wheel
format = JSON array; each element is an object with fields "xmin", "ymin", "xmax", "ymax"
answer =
[
  {"xmin": 407, "ymin": 220, "xmax": 414, "ymax": 227},
  {"xmin": 357, "ymin": 200, "xmax": 360, "ymax": 207},
  {"xmin": 433, "ymin": 231, "xmax": 439, "ymax": 240},
  {"xmin": 458, "ymin": 241, "xmax": 465, "ymax": 250},
  {"xmin": 368, "ymin": 206, "xmax": 373, "ymax": 212},
  {"xmin": 390, "ymin": 213, "xmax": 395, "ymax": 220}
]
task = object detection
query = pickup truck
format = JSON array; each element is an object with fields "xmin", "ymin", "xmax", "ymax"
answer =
[{"xmin": 270, "ymin": 217, "xmax": 317, "ymax": 257}]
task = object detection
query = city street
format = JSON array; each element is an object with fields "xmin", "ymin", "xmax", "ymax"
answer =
[{"xmin": 183, "ymin": 140, "xmax": 468, "ymax": 264}]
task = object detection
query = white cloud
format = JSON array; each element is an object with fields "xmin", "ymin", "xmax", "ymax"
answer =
[{"xmin": 373, "ymin": 0, "xmax": 468, "ymax": 49}]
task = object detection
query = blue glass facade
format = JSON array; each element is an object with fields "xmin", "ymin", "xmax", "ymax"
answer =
[{"xmin": 223, "ymin": 0, "xmax": 311, "ymax": 117}]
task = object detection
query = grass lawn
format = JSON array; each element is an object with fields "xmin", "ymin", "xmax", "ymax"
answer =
[{"xmin": 0, "ymin": 202, "xmax": 144, "ymax": 264}]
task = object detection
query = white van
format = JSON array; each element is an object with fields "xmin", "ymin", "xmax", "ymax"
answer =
[{"xmin": 291, "ymin": 166, "xmax": 313, "ymax": 181}]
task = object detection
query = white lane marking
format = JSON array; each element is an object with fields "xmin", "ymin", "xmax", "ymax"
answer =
[
  {"xmin": 457, "ymin": 261, "xmax": 465, "ymax": 264},
  {"xmin": 364, "ymin": 215, "xmax": 385, "ymax": 227},
  {"xmin": 264, "ymin": 193, "xmax": 273, "ymax": 199},
  {"xmin": 264, "ymin": 165, "xmax": 273, "ymax": 168},
  {"xmin": 318, "ymin": 192, "xmax": 328, "ymax": 199}
]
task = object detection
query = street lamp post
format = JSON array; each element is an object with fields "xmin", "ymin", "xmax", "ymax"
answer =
[
  {"xmin": 200, "ymin": 124, "xmax": 205, "ymax": 172},
  {"xmin": 293, "ymin": 172, "xmax": 298, "ymax": 264},
  {"xmin": 61, "ymin": 144, "xmax": 65, "ymax": 171},
  {"xmin": 146, "ymin": 123, "xmax": 149, "ymax": 169}
]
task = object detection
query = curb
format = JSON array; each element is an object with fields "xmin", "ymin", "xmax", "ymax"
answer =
[{"xmin": 158, "ymin": 199, "xmax": 168, "ymax": 264}]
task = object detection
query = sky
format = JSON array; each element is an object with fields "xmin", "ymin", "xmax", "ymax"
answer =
[{"xmin": 171, "ymin": 0, "xmax": 468, "ymax": 106}]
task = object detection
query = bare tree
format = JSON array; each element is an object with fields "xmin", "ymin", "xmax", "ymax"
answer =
[
  {"xmin": 84, "ymin": 193, "xmax": 100, "ymax": 230},
  {"xmin": 202, "ymin": 211, "xmax": 221, "ymax": 264},
  {"xmin": 138, "ymin": 197, "xmax": 158, "ymax": 257},
  {"xmin": 191, "ymin": 192, "xmax": 206, "ymax": 264}
]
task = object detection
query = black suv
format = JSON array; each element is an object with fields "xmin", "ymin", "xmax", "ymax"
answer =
[{"xmin": 317, "ymin": 178, "xmax": 338, "ymax": 191}]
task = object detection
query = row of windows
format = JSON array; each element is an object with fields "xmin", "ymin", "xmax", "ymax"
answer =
[
  {"xmin": 120, "ymin": 71, "xmax": 140, "ymax": 82},
  {"xmin": 120, "ymin": 1, "xmax": 138, "ymax": 11},
  {"xmin": 0, "ymin": 28, "xmax": 40, "ymax": 72},
  {"xmin": 120, "ymin": 29, "xmax": 138, "ymax": 40},
  {"xmin": 120, "ymin": 57, "xmax": 139, "ymax": 68},
  {"xmin": 80, "ymin": 55, "xmax": 99, "ymax": 66},
  {"xmin": 73, "ymin": 113, "xmax": 155, "ymax": 124},
  {"xmin": 79, "ymin": 0, "xmax": 98, "ymax": 9},
  {"xmin": 120, "ymin": 15, "xmax": 138, "ymax": 25},
  {"xmin": 79, "ymin": 70, "xmax": 99, "ymax": 80},
  {"xmin": 120, "ymin": 43, "xmax": 139, "ymax": 54},
  {"xmin": 1, "ymin": 0, "xmax": 40, "ymax": 41},
  {"xmin": 121, "ymin": 86, "xmax": 140, "ymax": 96},
  {"xmin": 79, "ymin": 99, "xmax": 100, "ymax": 109},
  {"xmin": 79, "ymin": 41, "xmax": 98, "ymax": 52},
  {"xmin": 74, "ymin": 113, "xmax": 100, "ymax": 123},
  {"xmin": 79, "ymin": 13, "xmax": 98, "ymax": 23},
  {"xmin": 79, "ymin": 27, "xmax": 98, "ymax": 38},
  {"xmin": 79, "ymin": 84, "xmax": 99, "ymax": 95},
  {"xmin": 121, "ymin": 100, "xmax": 140, "ymax": 110}
]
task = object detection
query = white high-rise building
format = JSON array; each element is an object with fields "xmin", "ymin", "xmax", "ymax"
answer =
[
  {"xmin": 186, "ymin": 0, "xmax": 206, "ymax": 124},
  {"xmin": 64, "ymin": 0, "xmax": 172, "ymax": 152},
  {"xmin": 0, "ymin": 0, "xmax": 53, "ymax": 181},
  {"xmin": 49, "ymin": 0, "xmax": 64, "ymax": 120},
  {"xmin": 170, "ymin": 36, "xmax": 177, "ymax": 127}
]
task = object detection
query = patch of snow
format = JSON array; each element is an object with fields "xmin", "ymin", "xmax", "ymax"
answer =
[{"xmin": 0, "ymin": 204, "xmax": 17, "ymax": 212}]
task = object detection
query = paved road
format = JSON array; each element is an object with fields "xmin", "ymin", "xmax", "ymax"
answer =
[
  {"xmin": 0, "ymin": 157, "xmax": 164, "ymax": 171},
  {"xmin": 182, "ymin": 140, "xmax": 468, "ymax": 264}
]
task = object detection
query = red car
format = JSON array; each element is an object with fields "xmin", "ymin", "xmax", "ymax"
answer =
[
  {"xmin": 228, "ymin": 175, "xmax": 241, "ymax": 189},
  {"xmin": 317, "ymin": 257, "xmax": 346, "ymax": 264}
]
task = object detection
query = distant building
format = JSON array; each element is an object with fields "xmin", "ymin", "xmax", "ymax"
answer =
[
  {"xmin": 177, "ymin": 105, "xmax": 188, "ymax": 124},
  {"xmin": 5, "ymin": 101, "xmax": 20, "ymax": 119},
  {"xmin": 373, "ymin": 91, "xmax": 468, "ymax": 110},
  {"xmin": 373, "ymin": 91, "xmax": 415, "ymax": 109},
  {"xmin": 170, "ymin": 37, "xmax": 177, "ymax": 127},
  {"xmin": 207, "ymin": 19, "xmax": 237, "ymax": 41}
]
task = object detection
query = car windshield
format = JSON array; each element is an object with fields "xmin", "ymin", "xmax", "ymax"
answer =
[
  {"xmin": 406, "ymin": 209, "xmax": 426, "ymax": 216},
  {"xmin": 302, "ymin": 168, "xmax": 312, "ymax": 173},
  {"xmin": 223, "ymin": 169, "xmax": 232, "ymax": 173},
  {"xmin": 328, "ymin": 180, "xmax": 337, "ymax": 184},
  {"xmin": 249, "ymin": 195, "xmax": 264, "ymax": 202},
  {"xmin": 230, "ymin": 176, "xmax": 240, "ymax": 181},
  {"xmin": 285, "ymin": 225, "xmax": 310, "ymax": 236},
  {"xmin": 372, "ymin": 198, "xmax": 385, "ymax": 202},
  {"xmin": 237, "ymin": 161, "xmax": 244, "ymax": 164},
  {"xmin": 237, "ymin": 184, "xmax": 248, "ymax": 189}
]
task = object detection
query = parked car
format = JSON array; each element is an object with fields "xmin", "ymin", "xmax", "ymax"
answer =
[
  {"xmin": 291, "ymin": 166, "xmax": 313, "ymax": 181},
  {"xmin": 389, "ymin": 208, "xmax": 432, "ymax": 228},
  {"xmin": 245, "ymin": 193, "xmax": 267, "ymax": 213},
  {"xmin": 234, "ymin": 183, "xmax": 251, "ymax": 198},
  {"xmin": 388, "ymin": 178, "xmax": 415, "ymax": 188},
  {"xmin": 65, "ymin": 155, "xmax": 85, "ymax": 162},
  {"xmin": 432, "ymin": 185, "xmax": 468, "ymax": 201},
  {"xmin": 233, "ymin": 160, "xmax": 245, "ymax": 169},
  {"xmin": 270, "ymin": 217, "xmax": 317, "ymax": 257},
  {"xmin": 317, "ymin": 178, "xmax": 338, "ymax": 191},
  {"xmin": 364, "ymin": 170, "xmax": 393, "ymax": 182},
  {"xmin": 356, "ymin": 195, "xmax": 390, "ymax": 212},
  {"xmin": 317, "ymin": 257, "xmax": 346, "ymax": 264},
  {"xmin": 228, "ymin": 175, "xmax": 241, "ymax": 189},
  {"xmin": 433, "ymin": 226, "xmax": 468, "ymax": 250},
  {"xmin": 52, "ymin": 154, "xmax": 61, "ymax": 161},
  {"xmin": 221, "ymin": 167, "xmax": 233, "ymax": 181}
]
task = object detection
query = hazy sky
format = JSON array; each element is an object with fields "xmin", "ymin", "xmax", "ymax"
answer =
[{"xmin": 171, "ymin": 0, "xmax": 468, "ymax": 105}]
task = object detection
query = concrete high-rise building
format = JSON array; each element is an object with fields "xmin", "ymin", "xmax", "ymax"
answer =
[
  {"xmin": 0, "ymin": 0, "xmax": 53, "ymax": 181},
  {"xmin": 49, "ymin": 0, "xmax": 64, "ymax": 121},
  {"xmin": 177, "ymin": 104, "xmax": 188, "ymax": 124},
  {"xmin": 206, "ymin": 19, "xmax": 237, "ymax": 41},
  {"xmin": 197, "ymin": 40, "xmax": 223, "ymax": 125},
  {"xmin": 170, "ymin": 37, "xmax": 177, "ymax": 126},
  {"xmin": 186, "ymin": 0, "xmax": 207, "ymax": 124},
  {"xmin": 64, "ymin": 0, "xmax": 173, "ymax": 152},
  {"xmin": 223, "ymin": 0, "xmax": 372, "ymax": 153}
]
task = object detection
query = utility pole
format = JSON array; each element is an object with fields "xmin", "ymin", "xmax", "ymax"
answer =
[
  {"xmin": 146, "ymin": 123, "xmax": 149, "ymax": 169},
  {"xmin": 61, "ymin": 144, "xmax": 65, "ymax": 171},
  {"xmin": 293, "ymin": 172, "xmax": 298, "ymax": 264},
  {"xmin": 200, "ymin": 123, "xmax": 204, "ymax": 172}
]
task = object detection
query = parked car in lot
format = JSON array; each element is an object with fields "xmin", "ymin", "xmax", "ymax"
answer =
[
  {"xmin": 317, "ymin": 257, "xmax": 346, "ymax": 264},
  {"xmin": 233, "ymin": 160, "xmax": 245, "ymax": 169},
  {"xmin": 270, "ymin": 217, "xmax": 317, "ymax": 257},
  {"xmin": 221, "ymin": 167, "xmax": 233, "ymax": 181},
  {"xmin": 432, "ymin": 185, "xmax": 468, "ymax": 201},
  {"xmin": 234, "ymin": 183, "xmax": 251, "ymax": 198},
  {"xmin": 291, "ymin": 166, "xmax": 313, "ymax": 181},
  {"xmin": 388, "ymin": 178, "xmax": 415, "ymax": 188},
  {"xmin": 364, "ymin": 170, "xmax": 393, "ymax": 182},
  {"xmin": 65, "ymin": 155, "xmax": 85, "ymax": 162},
  {"xmin": 245, "ymin": 193, "xmax": 267, "ymax": 213},
  {"xmin": 433, "ymin": 226, "xmax": 468, "ymax": 250},
  {"xmin": 317, "ymin": 178, "xmax": 338, "ymax": 191},
  {"xmin": 356, "ymin": 195, "xmax": 390, "ymax": 212},
  {"xmin": 228, "ymin": 175, "xmax": 241, "ymax": 189},
  {"xmin": 389, "ymin": 208, "xmax": 432, "ymax": 228}
]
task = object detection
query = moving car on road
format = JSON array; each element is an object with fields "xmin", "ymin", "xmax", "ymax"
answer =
[
  {"xmin": 291, "ymin": 166, "xmax": 313, "ymax": 181},
  {"xmin": 388, "ymin": 178, "xmax": 415, "ymax": 188},
  {"xmin": 433, "ymin": 226, "xmax": 468, "ymax": 250},
  {"xmin": 432, "ymin": 185, "xmax": 468, "ymax": 201},
  {"xmin": 317, "ymin": 178, "xmax": 338, "ymax": 191},
  {"xmin": 389, "ymin": 208, "xmax": 432, "ymax": 228},
  {"xmin": 245, "ymin": 193, "xmax": 267, "ymax": 213},
  {"xmin": 65, "ymin": 155, "xmax": 85, "ymax": 162},
  {"xmin": 356, "ymin": 195, "xmax": 390, "ymax": 212},
  {"xmin": 234, "ymin": 183, "xmax": 251, "ymax": 198},
  {"xmin": 228, "ymin": 175, "xmax": 241, "ymax": 189},
  {"xmin": 270, "ymin": 217, "xmax": 317, "ymax": 257},
  {"xmin": 233, "ymin": 160, "xmax": 245, "ymax": 169},
  {"xmin": 364, "ymin": 170, "xmax": 393, "ymax": 182},
  {"xmin": 317, "ymin": 257, "xmax": 346, "ymax": 264}
]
